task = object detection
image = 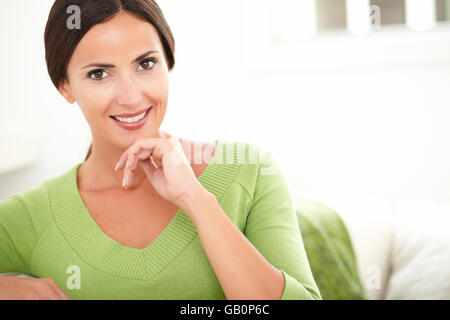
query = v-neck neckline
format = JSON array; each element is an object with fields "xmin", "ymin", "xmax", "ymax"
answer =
[{"xmin": 49, "ymin": 138, "xmax": 244, "ymax": 280}]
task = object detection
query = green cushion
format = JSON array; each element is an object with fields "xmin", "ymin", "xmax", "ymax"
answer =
[{"xmin": 295, "ymin": 197, "xmax": 367, "ymax": 300}]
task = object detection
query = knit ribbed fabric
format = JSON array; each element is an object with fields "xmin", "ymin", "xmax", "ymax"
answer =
[{"xmin": 0, "ymin": 139, "xmax": 322, "ymax": 300}]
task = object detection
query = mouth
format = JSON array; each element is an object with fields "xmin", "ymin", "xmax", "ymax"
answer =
[
  {"xmin": 109, "ymin": 107, "xmax": 152, "ymax": 131},
  {"xmin": 109, "ymin": 107, "xmax": 151, "ymax": 121}
]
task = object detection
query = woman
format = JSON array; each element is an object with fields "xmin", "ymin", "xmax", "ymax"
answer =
[{"xmin": 0, "ymin": 0, "xmax": 321, "ymax": 300}]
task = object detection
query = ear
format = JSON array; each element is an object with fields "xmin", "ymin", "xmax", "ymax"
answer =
[{"xmin": 58, "ymin": 79, "xmax": 75, "ymax": 104}]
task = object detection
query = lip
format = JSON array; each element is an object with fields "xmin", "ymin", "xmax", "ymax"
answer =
[
  {"xmin": 110, "ymin": 107, "xmax": 152, "ymax": 131},
  {"xmin": 111, "ymin": 107, "xmax": 151, "ymax": 118}
]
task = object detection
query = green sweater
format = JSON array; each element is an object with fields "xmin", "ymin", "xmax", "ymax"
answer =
[{"xmin": 0, "ymin": 139, "xmax": 322, "ymax": 300}]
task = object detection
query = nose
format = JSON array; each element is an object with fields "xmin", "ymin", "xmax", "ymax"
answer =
[{"xmin": 115, "ymin": 73, "xmax": 143, "ymax": 107}]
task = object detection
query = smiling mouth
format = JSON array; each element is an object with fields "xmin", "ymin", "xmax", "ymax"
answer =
[{"xmin": 109, "ymin": 107, "xmax": 151, "ymax": 123}]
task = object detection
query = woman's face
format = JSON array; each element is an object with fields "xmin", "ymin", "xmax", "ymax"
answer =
[{"xmin": 59, "ymin": 11, "xmax": 170, "ymax": 150}]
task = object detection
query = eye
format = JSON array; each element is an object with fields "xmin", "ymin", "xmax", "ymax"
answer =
[
  {"xmin": 88, "ymin": 69, "xmax": 108, "ymax": 81},
  {"xmin": 137, "ymin": 58, "xmax": 157, "ymax": 72}
]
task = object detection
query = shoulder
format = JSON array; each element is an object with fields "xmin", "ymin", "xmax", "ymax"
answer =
[
  {"xmin": 0, "ymin": 181, "xmax": 47, "ymax": 212},
  {"xmin": 0, "ymin": 180, "xmax": 53, "ymax": 235},
  {"xmin": 0, "ymin": 164, "xmax": 78, "ymax": 228},
  {"xmin": 212, "ymin": 139, "xmax": 280, "ymax": 194}
]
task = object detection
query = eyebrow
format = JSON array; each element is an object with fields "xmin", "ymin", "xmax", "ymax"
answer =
[{"xmin": 81, "ymin": 50, "xmax": 159, "ymax": 69}]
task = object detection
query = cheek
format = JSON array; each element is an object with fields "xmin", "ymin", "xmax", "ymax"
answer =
[
  {"xmin": 151, "ymin": 75, "xmax": 169, "ymax": 101},
  {"xmin": 73, "ymin": 100, "xmax": 110, "ymax": 133},
  {"xmin": 77, "ymin": 84, "xmax": 115, "ymax": 116},
  {"xmin": 140, "ymin": 76, "xmax": 169, "ymax": 104}
]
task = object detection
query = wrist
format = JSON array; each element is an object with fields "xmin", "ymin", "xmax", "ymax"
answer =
[{"xmin": 176, "ymin": 184, "xmax": 216, "ymax": 222}]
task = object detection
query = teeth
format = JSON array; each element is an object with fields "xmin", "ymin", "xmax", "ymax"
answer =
[{"xmin": 115, "ymin": 110, "xmax": 147, "ymax": 123}]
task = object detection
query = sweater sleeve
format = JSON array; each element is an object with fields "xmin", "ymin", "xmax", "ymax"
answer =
[
  {"xmin": 243, "ymin": 148, "xmax": 322, "ymax": 300},
  {"xmin": 0, "ymin": 194, "xmax": 39, "ymax": 275}
]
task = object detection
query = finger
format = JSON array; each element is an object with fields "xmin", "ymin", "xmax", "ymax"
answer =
[
  {"xmin": 116, "ymin": 137, "xmax": 173, "ymax": 172},
  {"xmin": 139, "ymin": 158, "xmax": 155, "ymax": 180},
  {"xmin": 132, "ymin": 149, "xmax": 153, "ymax": 170},
  {"xmin": 147, "ymin": 144, "xmax": 168, "ymax": 165},
  {"xmin": 51, "ymin": 285, "xmax": 71, "ymax": 300},
  {"xmin": 132, "ymin": 139, "xmax": 168, "ymax": 163},
  {"xmin": 116, "ymin": 148, "xmax": 138, "ymax": 172},
  {"xmin": 150, "ymin": 156, "xmax": 160, "ymax": 168},
  {"xmin": 125, "ymin": 152, "xmax": 135, "ymax": 170},
  {"xmin": 123, "ymin": 167, "xmax": 132, "ymax": 189},
  {"xmin": 44, "ymin": 278, "xmax": 71, "ymax": 300},
  {"xmin": 115, "ymin": 151, "xmax": 129, "ymax": 171},
  {"xmin": 116, "ymin": 140, "xmax": 156, "ymax": 171},
  {"xmin": 36, "ymin": 286, "xmax": 62, "ymax": 300},
  {"xmin": 123, "ymin": 149, "xmax": 155, "ymax": 188}
]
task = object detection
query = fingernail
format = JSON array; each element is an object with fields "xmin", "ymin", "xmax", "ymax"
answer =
[
  {"xmin": 122, "ymin": 178, "xmax": 127, "ymax": 189},
  {"xmin": 115, "ymin": 163, "xmax": 119, "ymax": 171},
  {"xmin": 126, "ymin": 160, "xmax": 131, "ymax": 168}
]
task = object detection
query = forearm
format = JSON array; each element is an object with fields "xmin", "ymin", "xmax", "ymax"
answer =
[{"xmin": 180, "ymin": 188, "xmax": 285, "ymax": 300}]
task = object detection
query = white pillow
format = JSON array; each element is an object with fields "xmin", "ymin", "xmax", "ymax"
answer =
[{"xmin": 385, "ymin": 200, "xmax": 450, "ymax": 300}]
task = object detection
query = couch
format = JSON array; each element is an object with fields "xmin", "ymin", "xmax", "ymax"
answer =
[{"xmin": 297, "ymin": 192, "xmax": 450, "ymax": 300}]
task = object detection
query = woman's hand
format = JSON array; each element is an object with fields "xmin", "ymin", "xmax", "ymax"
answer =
[
  {"xmin": 114, "ymin": 133, "xmax": 204, "ymax": 209},
  {"xmin": 0, "ymin": 275, "xmax": 71, "ymax": 300}
]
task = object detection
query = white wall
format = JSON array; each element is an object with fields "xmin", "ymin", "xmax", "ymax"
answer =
[{"xmin": 1, "ymin": 0, "xmax": 450, "ymax": 208}]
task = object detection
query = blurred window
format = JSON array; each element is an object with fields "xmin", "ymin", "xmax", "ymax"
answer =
[
  {"xmin": 436, "ymin": 0, "xmax": 450, "ymax": 21},
  {"xmin": 270, "ymin": 0, "xmax": 450, "ymax": 40},
  {"xmin": 370, "ymin": 0, "xmax": 405, "ymax": 25},
  {"xmin": 316, "ymin": 0, "xmax": 346, "ymax": 30}
]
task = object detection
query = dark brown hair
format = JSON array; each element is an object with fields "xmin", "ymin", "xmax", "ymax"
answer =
[{"xmin": 44, "ymin": 0, "xmax": 175, "ymax": 161}]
